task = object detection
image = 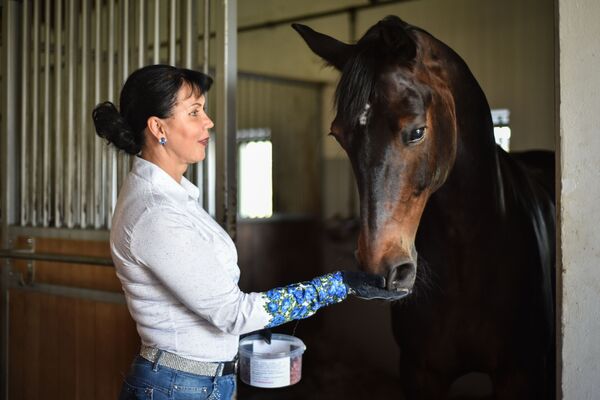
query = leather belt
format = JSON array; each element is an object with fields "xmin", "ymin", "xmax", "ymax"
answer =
[{"xmin": 140, "ymin": 345, "xmax": 237, "ymax": 376}]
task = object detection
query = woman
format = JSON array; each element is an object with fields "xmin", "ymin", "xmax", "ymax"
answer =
[{"xmin": 92, "ymin": 65, "xmax": 405, "ymax": 400}]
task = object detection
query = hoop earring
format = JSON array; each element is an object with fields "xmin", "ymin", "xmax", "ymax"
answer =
[{"xmin": 159, "ymin": 137, "xmax": 167, "ymax": 145}]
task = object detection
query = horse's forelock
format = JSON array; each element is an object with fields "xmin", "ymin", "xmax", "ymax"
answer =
[
  {"xmin": 334, "ymin": 18, "xmax": 419, "ymax": 130},
  {"xmin": 334, "ymin": 49, "xmax": 377, "ymax": 130}
]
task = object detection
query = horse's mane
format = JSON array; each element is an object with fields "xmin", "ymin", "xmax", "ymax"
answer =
[{"xmin": 497, "ymin": 148, "xmax": 556, "ymax": 343}]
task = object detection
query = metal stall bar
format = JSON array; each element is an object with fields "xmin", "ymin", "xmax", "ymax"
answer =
[
  {"xmin": 96, "ymin": 2, "xmax": 112, "ymax": 226},
  {"xmin": 11, "ymin": 283, "xmax": 126, "ymax": 305},
  {"xmin": 0, "ymin": 251, "xmax": 122, "ymax": 307},
  {"xmin": 181, "ymin": 0, "xmax": 195, "ymax": 183},
  {"xmin": 38, "ymin": 0, "xmax": 51, "ymax": 226},
  {"xmin": 19, "ymin": 0, "xmax": 29, "ymax": 227},
  {"xmin": 1, "ymin": 0, "xmax": 22, "ymax": 397},
  {"xmin": 107, "ymin": 0, "xmax": 115, "ymax": 107},
  {"xmin": 137, "ymin": 0, "xmax": 146, "ymax": 68},
  {"xmin": 153, "ymin": 0, "xmax": 160, "ymax": 64},
  {"xmin": 198, "ymin": 0, "xmax": 211, "ymax": 211},
  {"xmin": 31, "ymin": 0, "xmax": 40, "ymax": 226},
  {"xmin": 169, "ymin": 0, "xmax": 176, "ymax": 65},
  {"xmin": 107, "ymin": 0, "xmax": 116, "ymax": 229},
  {"xmin": 203, "ymin": 0, "xmax": 210, "ymax": 77},
  {"xmin": 122, "ymin": 0, "xmax": 130, "ymax": 84},
  {"xmin": 80, "ymin": 0, "xmax": 90, "ymax": 228},
  {"xmin": 93, "ymin": 0, "xmax": 103, "ymax": 228},
  {"xmin": 0, "ymin": 252, "xmax": 123, "ymax": 304},
  {"xmin": 0, "ymin": 250, "xmax": 113, "ymax": 267},
  {"xmin": 66, "ymin": 0, "xmax": 76, "ymax": 228},
  {"xmin": 42, "ymin": 0, "xmax": 51, "ymax": 227},
  {"xmin": 119, "ymin": 0, "xmax": 131, "ymax": 198},
  {"xmin": 54, "ymin": 0, "xmax": 63, "ymax": 227},
  {"xmin": 215, "ymin": 0, "xmax": 237, "ymax": 237},
  {"xmin": 183, "ymin": 0, "xmax": 194, "ymax": 68}
]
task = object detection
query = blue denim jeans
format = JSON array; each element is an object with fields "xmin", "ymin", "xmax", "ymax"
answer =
[{"xmin": 119, "ymin": 356, "xmax": 236, "ymax": 400}]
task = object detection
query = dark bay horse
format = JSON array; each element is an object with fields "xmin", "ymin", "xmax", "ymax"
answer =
[{"xmin": 293, "ymin": 16, "xmax": 555, "ymax": 399}]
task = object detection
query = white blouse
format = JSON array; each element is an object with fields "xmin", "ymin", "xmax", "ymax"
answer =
[
  {"xmin": 110, "ymin": 156, "xmax": 347, "ymax": 362},
  {"xmin": 110, "ymin": 157, "xmax": 271, "ymax": 362}
]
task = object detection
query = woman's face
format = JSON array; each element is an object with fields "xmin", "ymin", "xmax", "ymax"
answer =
[{"xmin": 162, "ymin": 85, "xmax": 214, "ymax": 164}]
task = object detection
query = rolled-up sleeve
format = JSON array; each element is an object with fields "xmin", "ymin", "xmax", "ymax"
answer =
[{"xmin": 130, "ymin": 207, "xmax": 347, "ymax": 335}]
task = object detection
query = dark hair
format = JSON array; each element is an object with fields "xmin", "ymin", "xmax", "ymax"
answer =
[{"xmin": 92, "ymin": 65, "xmax": 213, "ymax": 155}]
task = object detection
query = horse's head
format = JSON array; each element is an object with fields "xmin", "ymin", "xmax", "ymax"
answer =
[{"xmin": 294, "ymin": 16, "xmax": 458, "ymax": 292}]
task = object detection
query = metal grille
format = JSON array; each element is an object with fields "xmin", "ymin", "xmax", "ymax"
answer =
[{"xmin": 17, "ymin": 0, "xmax": 211, "ymax": 229}]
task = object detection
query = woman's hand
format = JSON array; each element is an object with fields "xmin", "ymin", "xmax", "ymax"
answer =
[{"xmin": 342, "ymin": 270, "xmax": 410, "ymax": 301}]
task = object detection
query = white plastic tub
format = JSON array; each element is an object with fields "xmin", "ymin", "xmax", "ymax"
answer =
[{"xmin": 238, "ymin": 334, "xmax": 306, "ymax": 388}]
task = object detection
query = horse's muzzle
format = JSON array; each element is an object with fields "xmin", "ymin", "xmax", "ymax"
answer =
[{"xmin": 387, "ymin": 262, "xmax": 417, "ymax": 292}]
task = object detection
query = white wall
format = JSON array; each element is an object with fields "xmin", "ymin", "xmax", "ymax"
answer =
[{"xmin": 558, "ymin": 0, "xmax": 600, "ymax": 397}]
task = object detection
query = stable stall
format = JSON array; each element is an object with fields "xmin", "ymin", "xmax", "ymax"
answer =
[{"xmin": 2, "ymin": 0, "xmax": 599, "ymax": 399}]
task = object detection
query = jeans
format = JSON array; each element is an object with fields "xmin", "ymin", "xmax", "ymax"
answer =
[{"xmin": 118, "ymin": 356, "xmax": 236, "ymax": 400}]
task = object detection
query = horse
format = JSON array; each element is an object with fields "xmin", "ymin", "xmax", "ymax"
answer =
[{"xmin": 293, "ymin": 16, "xmax": 555, "ymax": 399}]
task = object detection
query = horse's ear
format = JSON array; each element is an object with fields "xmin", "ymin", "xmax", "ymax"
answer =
[{"xmin": 292, "ymin": 23, "xmax": 354, "ymax": 70}]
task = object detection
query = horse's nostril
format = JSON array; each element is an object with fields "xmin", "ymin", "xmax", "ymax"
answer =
[
  {"xmin": 387, "ymin": 262, "xmax": 416, "ymax": 291},
  {"xmin": 396, "ymin": 263, "xmax": 414, "ymax": 282}
]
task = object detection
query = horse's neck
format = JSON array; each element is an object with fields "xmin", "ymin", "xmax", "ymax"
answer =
[
  {"xmin": 428, "ymin": 75, "xmax": 504, "ymax": 231},
  {"xmin": 420, "ymin": 131, "xmax": 503, "ymax": 279}
]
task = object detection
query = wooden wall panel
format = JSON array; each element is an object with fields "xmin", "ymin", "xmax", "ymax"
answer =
[
  {"xmin": 8, "ymin": 291, "xmax": 139, "ymax": 400},
  {"xmin": 37, "ymin": 294, "xmax": 58, "ymax": 397},
  {"xmin": 237, "ymin": 218, "xmax": 324, "ymax": 292},
  {"xmin": 12, "ymin": 236, "xmax": 120, "ymax": 292},
  {"xmin": 75, "ymin": 296, "xmax": 96, "ymax": 399},
  {"xmin": 7, "ymin": 236, "xmax": 137, "ymax": 400}
]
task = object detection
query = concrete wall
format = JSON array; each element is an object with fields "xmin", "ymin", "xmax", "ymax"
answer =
[{"xmin": 558, "ymin": 0, "xmax": 600, "ymax": 397}]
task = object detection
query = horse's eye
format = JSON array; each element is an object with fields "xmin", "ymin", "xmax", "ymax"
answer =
[{"xmin": 407, "ymin": 127, "xmax": 426, "ymax": 144}]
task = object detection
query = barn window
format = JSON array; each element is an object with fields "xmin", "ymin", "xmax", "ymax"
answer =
[
  {"xmin": 237, "ymin": 128, "xmax": 273, "ymax": 218},
  {"xmin": 491, "ymin": 109, "xmax": 511, "ymax": 151}
]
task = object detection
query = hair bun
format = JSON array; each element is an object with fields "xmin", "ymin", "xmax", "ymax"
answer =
[{"xmin": 92, "ymin": 101, "xmax": 142, "ymax": 155}]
